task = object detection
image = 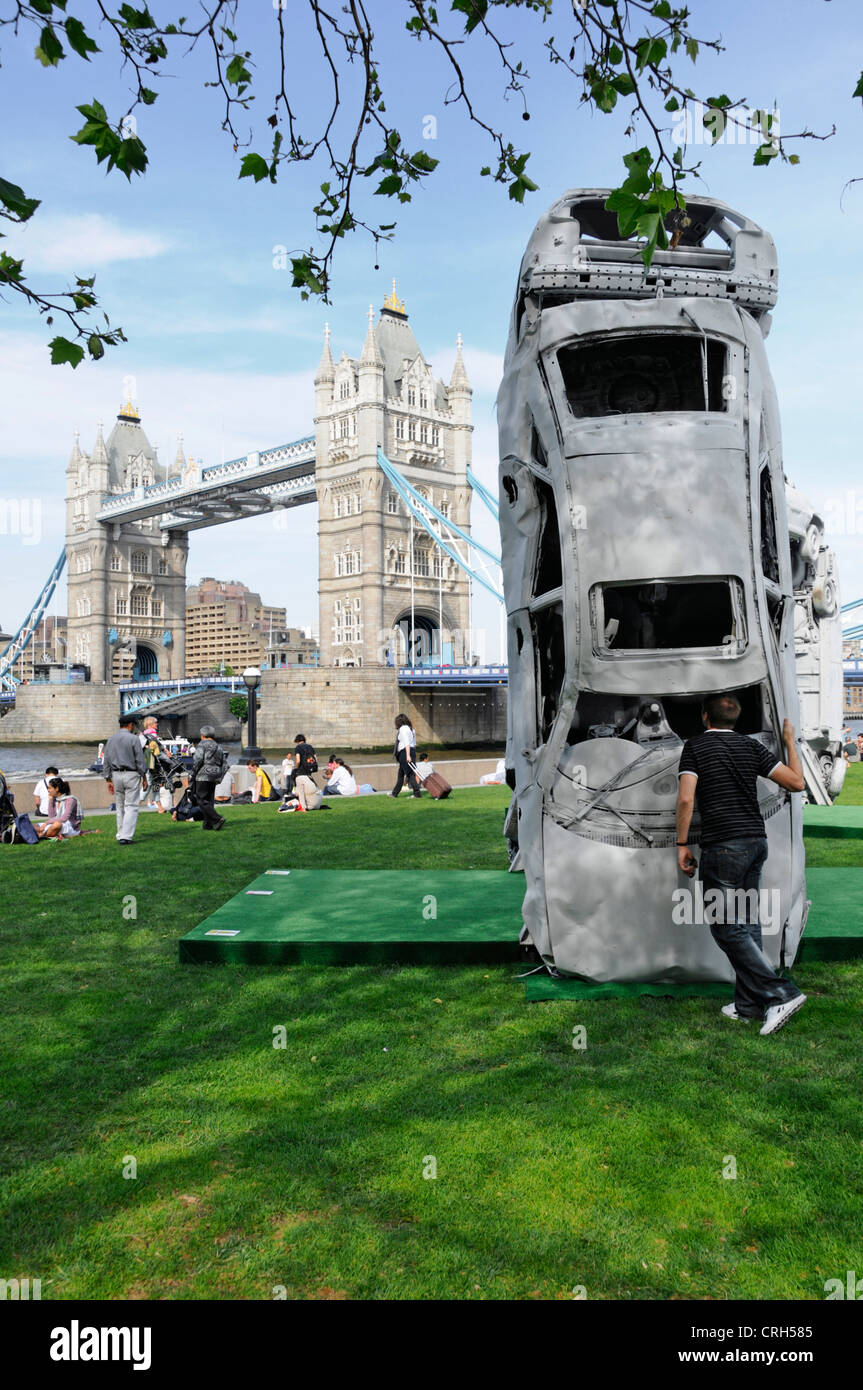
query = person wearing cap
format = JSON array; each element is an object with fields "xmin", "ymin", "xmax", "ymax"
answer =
[
  {"xmin": 190, "ymin": 726, "xmax": 228, "ymax": 830},
  {"xmin": 103, "ymin": 715, "xmax": 147, "ymax": 843}
]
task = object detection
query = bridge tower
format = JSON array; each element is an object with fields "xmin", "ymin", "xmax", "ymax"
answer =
[
  {"xmin": 65, "ymin": 402, "xmax": 188, "ymax": 683},
  {"xmin": 314, "ymin": 284, "xmax": 473, "ymax": 668}
]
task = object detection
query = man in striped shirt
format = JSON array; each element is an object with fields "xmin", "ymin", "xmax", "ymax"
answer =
[{"xmin": 676, "ymin": 692, "xmax": 807, "ymax": 1036}]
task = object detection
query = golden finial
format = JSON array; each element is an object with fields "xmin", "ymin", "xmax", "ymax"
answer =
[
  {"xmin": 120, "ymin": 399, "xmax": 140, "ymax": 420},
  {"xmin": 383, "ymin": 278, "xmax": 406, "ymax": 315}
]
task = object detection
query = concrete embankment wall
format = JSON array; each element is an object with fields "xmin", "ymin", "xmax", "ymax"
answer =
[
  {"xmin": 0, "ymin": 670, "xmax": 508, "ymax": 748},
  {"xmin": 258, "ymin": 668, "xmax": 507, "ymax": 747}
]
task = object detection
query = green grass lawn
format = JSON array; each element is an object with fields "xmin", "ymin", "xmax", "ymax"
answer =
[{"xmin": 1, "ymin": 773, "xmax": 861, "ymax": 1301}]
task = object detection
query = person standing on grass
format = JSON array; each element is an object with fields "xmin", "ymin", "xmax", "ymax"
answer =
[
  {"xmin": 103, "ymin": 716, "xmax": 147, "ymax": 844},
  {"xmin": 391, "ymin": 713, "xmax": 422, "ymax": 798},
  {"xmin": 190, "ymin": 726, "xmax": 228, "ymax": 831},
  {"xmin": 676, "ymin": 692, "xmax": 807, "ymax": 1036}
]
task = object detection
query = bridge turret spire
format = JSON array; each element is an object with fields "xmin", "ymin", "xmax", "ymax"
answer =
[
  {"xmin": 315, "ymin": 322, "xmax": 335, "ymax": 384},
  {"xmin": 360, "ymin": 304, "xmax": 383, "ymax": 367},
  {"xmin": 449, "ymin": 333, "xmax": 470, "ymax": 392},
  {"xmin": 67, "ymin": 426, "xmax": 83, "ymax": 473},
  {"xmin": 91, "ymin": 418, "xmax": 107, "ymax": 463}
]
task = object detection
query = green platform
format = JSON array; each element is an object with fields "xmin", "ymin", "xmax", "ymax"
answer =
[
  {"xmin": 180, "ymin": 862, "xmax": 863, "ymax": 984},
  {"xmin": 802, "ymin": 804, "xmax": 863, "ymax": 839},
  {"xmin": 179, "ymin": 868, "xmax": 526, "ymax": 965}
]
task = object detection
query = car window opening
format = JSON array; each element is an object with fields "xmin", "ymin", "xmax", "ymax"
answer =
[
  {"xmin": 532, "ymin": 475, "xmax": 563, "ymax": 596},
  {"xmin": 558, "ymin": 334, "xmax": 727, "ymax": 418},
  {"xmin": 596, "ymin": 580, "xmax": 740, "ymax": 651},
  {"xmin": 532, "ymin": 602, "xmax": 564, "ymax": 743}
]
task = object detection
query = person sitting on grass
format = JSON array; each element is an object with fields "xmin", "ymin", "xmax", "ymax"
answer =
[
  {"xmin": 248, "ymin": 759, "xmax": 276, "ymax": 803},
  {"xmin": 322, "ymin": 757, "xmax": 357, "ymax": 796},
  {"xmin": 35, "ymin": 777, "xmax": 83, "ymax": 839},
  {"xmin": 33, "ymin": 766, "xmax": 59, "ymax": 817}
]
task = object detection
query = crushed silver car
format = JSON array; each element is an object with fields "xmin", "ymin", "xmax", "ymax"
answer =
[{"xmin": 498, "ymin": 190, "xmax": 818, "ymax": 983}]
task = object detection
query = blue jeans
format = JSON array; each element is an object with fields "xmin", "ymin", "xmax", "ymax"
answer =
[{"xmin": 699, "ymin": 836, "xmax": 802, "ymax": 1019}]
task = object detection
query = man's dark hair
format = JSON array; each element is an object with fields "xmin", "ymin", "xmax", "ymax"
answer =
[
  {"xmin": 119, "ymin": 716, "xmax": 136, "ymax": 728},
  {"xmin": 45, "ymin": 766, "xmax": 59, "ymax": 775},
  {"xmin": 702, "ymin": 693, "xmax": 742, "ymax": 729},
  {"xmin": 294, "ymin": 734, "xmax": 305, "ymax": 744}
]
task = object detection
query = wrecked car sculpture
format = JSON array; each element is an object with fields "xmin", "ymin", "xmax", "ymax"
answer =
[{"xmin": 498, "ymin": 190, "xmax": 816, "ymax": 983}]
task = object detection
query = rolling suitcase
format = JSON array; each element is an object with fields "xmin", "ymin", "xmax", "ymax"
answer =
[{"xmin": 422, "ymin": 770, "xmax": 452, "ymax": 800}]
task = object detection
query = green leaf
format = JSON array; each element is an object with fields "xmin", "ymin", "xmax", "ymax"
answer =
[
  {"xmin": 118, "ymin": 4, "xmax": 157, "ymax": 28},
  {"xmin": 238, "ymin": 153, "xmax": 269, "ymax": 183},
  {"xmin": 605, "ymin": 188, "xmax": 644, "ymax": 238},
  {"xmin": 452, "ymin": 0, "xmax": 488, "ymax": 34},
  {"xmin": 0, "ymin": 177, "xmax": 41, "ymax": 223},
  {"xmin": 611, "ymin": 74, "xmax": 636, "ymax": 97},
  {"xmin": 753, "ymin": 142, "xmax": 779, "ymax": 166},
  {"xmin": 35, "ymin": 24, "xmax": 65, "ymax": 66},
  {"xmin": 375, "ymin": 174, "xmax": 403, "ymax": 196},
  {"xmin": 664, "ymin": 96, "xmax": 679, "ymax": 112},
  {"xmin": 788, "ymin": 153, "xmax": 800, "ymax": 165},
  {"xmin": 226, "ymin": 54, "xmax": 252, "ymax": 88},
  {"xmin": 608, "ymin": 43, "xmax": 623, "ymax": 65},
  {"xmin": 141, "ymin": 87, "xmax": 157, "ymax": 105},
  {"xmin": 854, "ymin": 72, "xmax": 863, "ymax": 100},
  {"xmin": 621, "ymin": 146, "xmax": 652, "ymax": 195},
  {"xmin": 651, "ymin": 0, "xmax": 672, "ymax": 16},
  {"xmin": 409, "ymin": 149, "xmax": 439, "ymax": 173},
  {"xmin": 65, "ymin": 16, "xmax": 99, "ymax": 60},
  {"xmin": 49, "ymin": 337, "xmax": 86, "ymax": 368},
  {"xmin": 508, "ymin": 173, "xmax": 538, "ymax": 204},
  {"xmin": 685, "ymin": 36, "xmax": 698, "ymax": 62},
  {"xmin": 87, "ymin": 334, "xmax": 105, "ymax": 360},
  {"xmin": 592, "ymin": 81, "xmax": 617, "ymax": 113}
]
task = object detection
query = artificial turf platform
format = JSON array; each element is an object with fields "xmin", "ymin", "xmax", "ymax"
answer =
[
  {"xmin": 179, "ymin": 868, "xmax": 526, "ymax": 965},
  {"xmin": 802, "ymin": 803, "xmax": 863, "ymax": 838},
  {"xmin": 180, "ymin": 859, "xmax": 863, "ymax": 983}
]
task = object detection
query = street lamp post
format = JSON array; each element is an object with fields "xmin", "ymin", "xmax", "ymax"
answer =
[{"xmin": 240, "ymin": 666, "xmax": 262, "ymax": 763}]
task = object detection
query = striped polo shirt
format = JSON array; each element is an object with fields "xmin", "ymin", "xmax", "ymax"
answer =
[{"xmin": 678, "ymin": 729, "xmax": 781, "ymax": 845}]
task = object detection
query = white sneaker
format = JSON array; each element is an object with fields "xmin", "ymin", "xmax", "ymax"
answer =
[
  {"xmin": 760, "ymin": 994, "xmax": 807, "ymax": 1036},
  {"xmin": 721, "ymin": 1003, "xmax": 750, "ymax": 1021}
]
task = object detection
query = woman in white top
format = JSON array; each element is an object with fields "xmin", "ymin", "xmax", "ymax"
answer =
[
  {"xmin": 326, "ymin": 759, "xmax": 358, "ymax": 796},
  {"xmin": 391, "ymin": 713, "xmax": 422, "ymax": 798}
]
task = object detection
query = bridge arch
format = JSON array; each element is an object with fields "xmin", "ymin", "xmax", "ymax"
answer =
[
  {"xmin": 393, "ymin": 609, "xmax": 440, "ymax": 666},
  {"xmin": 133, "ymin": 643, "xmax": 159, "ymax": 680}
]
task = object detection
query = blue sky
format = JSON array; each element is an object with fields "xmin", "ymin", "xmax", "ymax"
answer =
[{"xmin": 2, "ymin": 0, "xmax": 862, "ymax": 656}]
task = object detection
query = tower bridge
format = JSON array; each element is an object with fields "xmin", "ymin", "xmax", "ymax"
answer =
[{"xmin": 3, "ymin": 284, "xmax": 485, "ymax": 702}]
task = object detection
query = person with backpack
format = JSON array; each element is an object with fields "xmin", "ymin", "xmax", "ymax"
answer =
[
  {"xmin": 289, "ymin": 733, "xmax": 318, "ymax": 789},
  {"xmin": 190, "ymin": 726, "xmax": 229, "ymax": 830}
]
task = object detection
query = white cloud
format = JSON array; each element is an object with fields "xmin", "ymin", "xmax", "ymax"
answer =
[
  {"xmin": 0, "ymin": 333, "xmax": 315, "ymax": 465},
  {"xmin": 430, "ymin": 343, "xmax": 504, "ymax": 398},
  {"xmin": 3, "ymin": 214, "xmax": 168, "ymax": 272}
]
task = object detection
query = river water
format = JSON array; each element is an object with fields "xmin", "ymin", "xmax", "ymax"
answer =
[{"xmin": 0, "ymin": 741, "xmax": 505, "ymax": 779}]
